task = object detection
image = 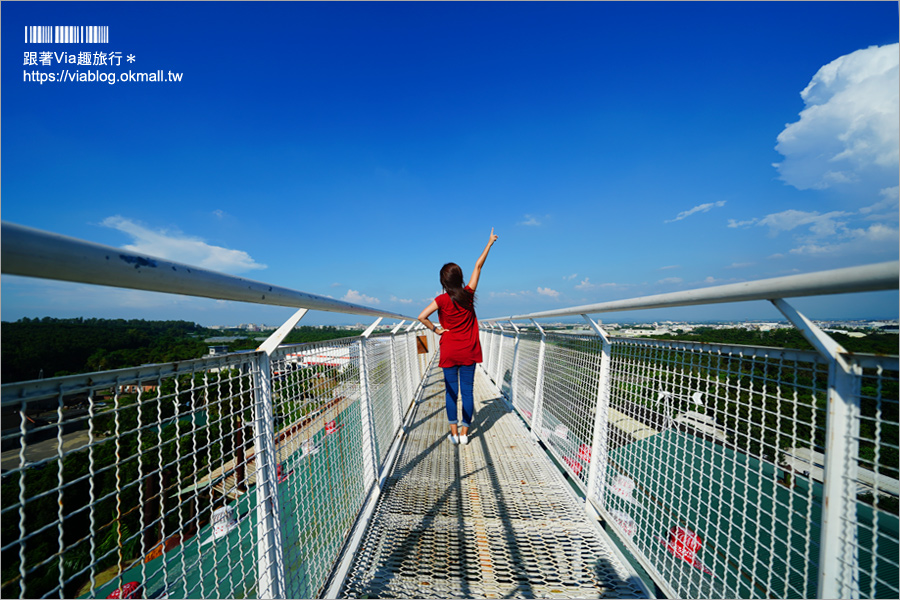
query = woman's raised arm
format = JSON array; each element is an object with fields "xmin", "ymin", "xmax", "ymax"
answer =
[{"xmin": 468, "ymin": 228, "xmax": 499, "ymax": 292}]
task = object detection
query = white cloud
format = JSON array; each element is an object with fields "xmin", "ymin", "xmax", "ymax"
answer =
[
  {"xmin": 788, "ymin": 223, "xmax": 899, "ymax": 256},
  {"xmin": 518, "ymin": 214, "xmax": 542, "ymax": 226},
  {"xmin": 212, "ymin": 209, "xmax": 226, "ymax": 219},
  {"xmin": 342, "ymin": 289, "xmax": 380, "ymax": 305},
  {"xmin": 756, "ymin": 209, "xmax": 849, "ymax": 237},
  {"xmin": 563, "ymin": 273, "xmax": 578, "ymax": 281},
  {"xmin": 854, "ymin": 222, "xmax": 899, "ymax": 242},
  {"xmin": 537, "ymin": 287, "xmax": 559, "ymax": 298},
  {"xmin": 330, "ymin": 282, "xmax": 343, "ymax": 288},
  {"xmin": 728, "ymin": 218, "xmax": 758, "ymax": 228},
  {"xmin": 658, "ymin": 265, "xmax": 681, "ymax": 271},
  {"xmin": 729, "ymin": 208, "xmax": 852, "ymax": 238},
  {"xmin": 102, "ymin": 216, "xmax": 266, "ymax": 274},
  {"xmin": 657, "ymin": 277, "xmax": 683, "ymax": 285},
  {"xmin": 574, "ymin": 277, "xmax": 629, "ymax": 291},
  {"xmin": 725, "ymin": 262, "xmax": 755, "ymax": 269},
  {"xmin": 774, "ymin": 43, "xmax": 899, "ymax": 195},
  {"xmin": 726, "ymin": 204, "xmax": 899, "ymax": 259},
  {"xmin": 859, "ymin": 186, "xmax": 900, "ymax": 218},
  {"xmin": 665, "ymin": 201, "xmax": 726, "ymax": 223},
  {"xmin": 390, "ymin": 295, "xmax": 414, "ymax": 304}
]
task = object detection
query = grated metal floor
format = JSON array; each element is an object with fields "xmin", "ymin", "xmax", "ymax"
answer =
[{"xmin": 340, "ymin": 364, "xmax": 649, "ymax": 598}]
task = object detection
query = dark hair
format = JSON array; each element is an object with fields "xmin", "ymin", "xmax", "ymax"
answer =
[{"xmin": 440, "ymin": 262, "xmax": 474, "ymax": 311}]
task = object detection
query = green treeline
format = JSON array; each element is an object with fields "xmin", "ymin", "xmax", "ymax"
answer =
[
  {"xmin": 1, "ymin": 318, "xmax": 363, "ymax": 384},
  {"xmin": 2, "ymin": 318, "xmax": 208, "ymax": 382},
  {"xmin": 649, "ymin": 326, "xmax": 899, "ymax": 355}
]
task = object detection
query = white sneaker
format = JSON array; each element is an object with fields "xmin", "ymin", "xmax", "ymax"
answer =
[
  {"xmin": 459, "ymin": 434, "xmax": 469, "ymax": 445},
  {"xmin": 448, "ymin": 433, "xmax": 459, "ymax": 445}
]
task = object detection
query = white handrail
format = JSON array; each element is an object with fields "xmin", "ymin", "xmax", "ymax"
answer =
[
  {"xmin": 484, "ymin": 260, "xmax": 899, "ymax": 322},
  {"xmin": 1, "ymin": 221, "xmax": 414, "ymax": 321}
]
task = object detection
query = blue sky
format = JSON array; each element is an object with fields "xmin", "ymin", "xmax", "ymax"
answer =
[{"xmin": 3, "ymin": 1, "xmax": 898, "ymax": 327}]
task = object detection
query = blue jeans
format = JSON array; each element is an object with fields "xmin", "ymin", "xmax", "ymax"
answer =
[{"xmin": 442, "ymin": 364, "xmax": 475, "ymax": 427}]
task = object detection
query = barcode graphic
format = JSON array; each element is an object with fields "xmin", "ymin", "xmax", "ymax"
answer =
[{"xmin": 25, "ymin": 26, "xmax": 109, "ymax": 44}]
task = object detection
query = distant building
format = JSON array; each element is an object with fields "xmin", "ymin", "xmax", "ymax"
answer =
[
  {"xmin": 118, "ymin": 383, "xmax": 159, "ymax": 395},
  {"xmin": 285, "ymin": 345, "xmax": 357, "ymax": 371}
]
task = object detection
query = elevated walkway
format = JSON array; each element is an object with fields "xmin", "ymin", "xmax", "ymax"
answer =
[
  {"xmin": 339, "ymin": 363, "xmax": 649, "ymax": 598},
  {"xmin": 2, "ymin": 222, "xmax": 896, "ymax": 599}
]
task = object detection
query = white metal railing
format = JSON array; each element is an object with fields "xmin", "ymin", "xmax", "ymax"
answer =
[
  {"xmin": 0, "ymin": 222, "xmax": 438, "ymax": 598},
  {"xmin": 479, "ymin": 261, "xmax": 899, "ymax": 600}
]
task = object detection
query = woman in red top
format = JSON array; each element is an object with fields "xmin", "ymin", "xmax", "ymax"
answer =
[{"xmin": 418, "ymin": 229, "xmax": 499, "ymax": 446}]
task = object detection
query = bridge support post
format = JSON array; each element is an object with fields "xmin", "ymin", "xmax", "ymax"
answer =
[
  {"xmin": 508, "ymin": 320, "xmax": 521, "ymax": 408},
  {"xmin": 404, "ymin": 321, "xmax": 420, "ymax": 387},
  {"xmin": 772, "ymin": 299, "xmax": 860, "ymax": 599},
  {"xmin": 358, "ymin": 318, "xmax": 384, "ymax": 487},
  {"xmin": 389, "ymin": 321, "xmax": 406, "ymax": 433},
  {"xmin": 582, "ymin": 314, "xmax": 612, "ymax": 512},
  {"xmin": 530, "ymin": 319, "xmax": 548, "ymax": 442},
  {"xmin": 251, "ymin": 352, "xmax": 286, "ymax": 599},
  {"xmin": 494, "ymin": 322, "xmax": 506, "ymax": 386}
]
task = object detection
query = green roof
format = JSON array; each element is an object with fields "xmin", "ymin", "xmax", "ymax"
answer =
[{"xmin": 607, "ymin": 428, "xmax": 898, "ymax": 598}]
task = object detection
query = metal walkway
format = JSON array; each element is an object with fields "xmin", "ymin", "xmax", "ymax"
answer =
[{"xmin": 340, "ymin": 363, "xmax": 649, "ymax": 599}]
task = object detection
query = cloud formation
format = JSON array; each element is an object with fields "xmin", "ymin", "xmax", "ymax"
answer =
[
  {"xmin": 665, "ymin": 201, "xmax": 726, "ymax": 223},
  {"xmin": 756, "ymin": 209, "xmax": 849, "ymax": 237},
  {"xmin": 102, "ymin": 216, "xmax": 266, "ymax": 274},
  {"xmin": 574, "ymin": 278, "xmax": 627, "ymax": 291},
  {"xmin": 518, "ymin": 214, "xmax": 542, "ymax": 226},
  {"xmin": 728, "ymin": 204, "xmax": 899, "ymax": 257},
  {"xmin": 574, "ymin": 277, "xmax": 596, "ymax": 290},
  {"xmin": 343, "ymin": 289, "xmax": 380, "ymax": 305},
  {"xmin": 537, "ymin": 287, "xmax": 559, "ymax": 298},
  {"xmin": 788, "ymin": 222, "xmax": 899, "ymax": 256},
  {"xmin": 774, "ymin": 43, "xmax": 899, "ymax": 195}
]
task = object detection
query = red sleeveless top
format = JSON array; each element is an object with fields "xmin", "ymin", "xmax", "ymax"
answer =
[{"xmin": 436, "ymin": 285, "xmax": 483, "ymax": 368}]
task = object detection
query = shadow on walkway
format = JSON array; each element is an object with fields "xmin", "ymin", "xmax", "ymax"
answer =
[{"xmin": 340, "ymin": 363, "xmax": 648, "ymax": 599}]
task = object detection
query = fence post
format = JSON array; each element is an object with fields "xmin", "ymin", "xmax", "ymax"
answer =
[
  {"xmin": 358, "ymin": 318, "xmax": 383, "ymax": 487},
  {"xmin": 494, "ymin": 322, "xmax": 506, "ymax": 385},
  {"xmin": 582, "ymin": 314, "xmax": 612, "ymax": 512},
  {"xmin": 508, "ymin": 320, "xmax": 521, "ymax": 407},
  {"xmin": 483, "ymin": 323, "xmax": 495, "ymax": 376},
  {"xmin": 251, "ymin": 352, "xmax": 286, "ymax": 599},
  {"xmin": 406, "ymin": 321, "xmax": 422, "ymax": 384},
  {"xmin": 530, "ymin": 319, "xmax": 548, "ymax": 442},
  {"xmin": 389, "ymin": 321, "xmax": 406, "ymax": 432},
  {"xmin": 772, "ymin": 299, "xmax": 860, "ymax": 599}
]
